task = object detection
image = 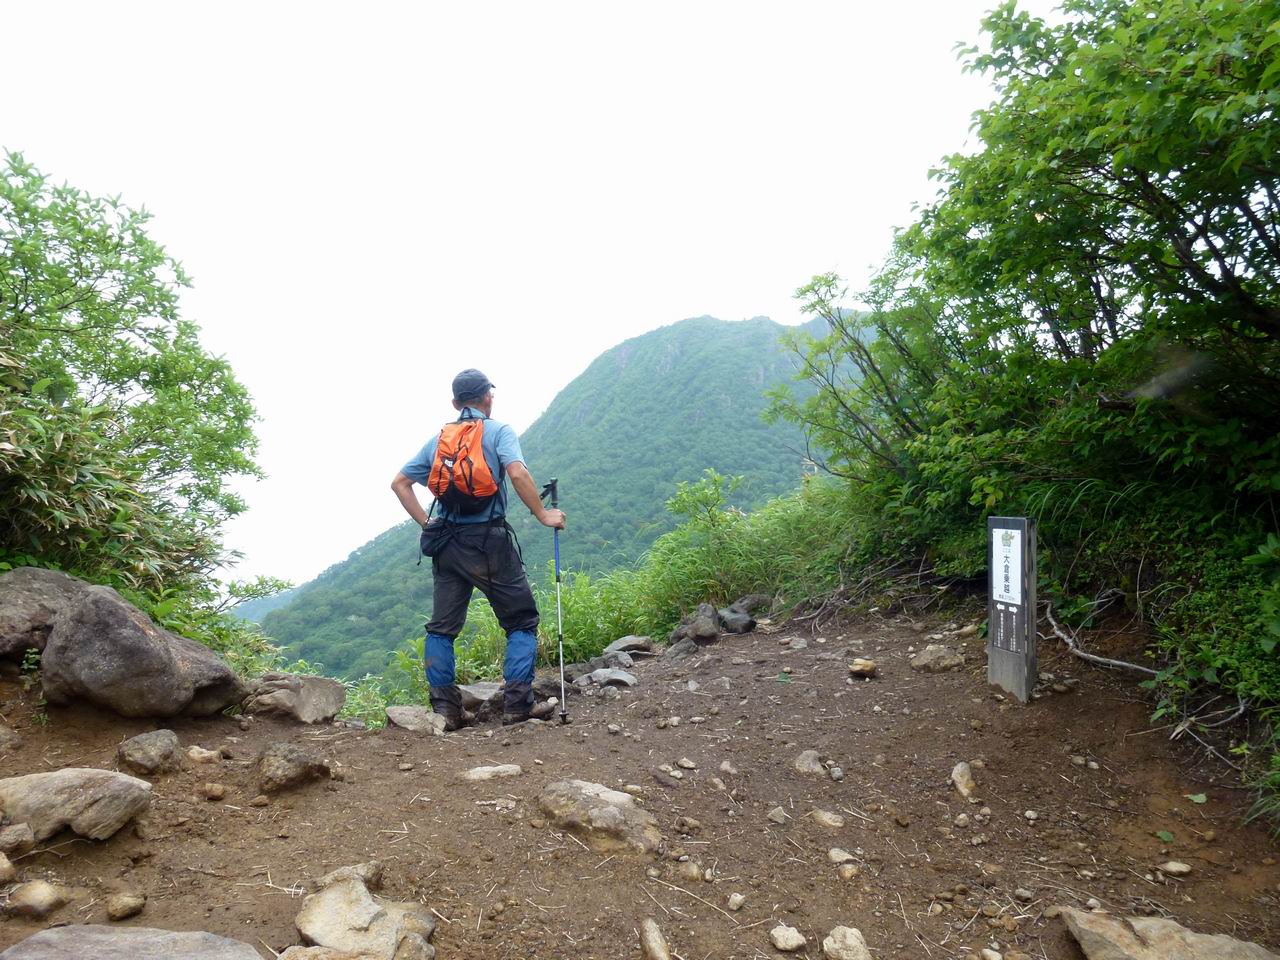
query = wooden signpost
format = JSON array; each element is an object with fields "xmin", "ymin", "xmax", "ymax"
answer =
[{"xmin": 987, "ymin": 516, "xmax": 1037, "ymax": 702}]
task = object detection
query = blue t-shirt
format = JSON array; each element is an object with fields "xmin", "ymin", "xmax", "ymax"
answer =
[{"xmin": 402, "ymin": 407, "xmax": 525, "ymax": 523}]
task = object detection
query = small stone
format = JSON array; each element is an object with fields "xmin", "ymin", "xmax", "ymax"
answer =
[
  {"xmin": 822, "ymin": 925, "xmax": 871, "ymax": 960},
  {"xmin": 952, "ymin": 762, "xmax": 977, "ymax": 799},
  {"xmin": 676, "ymin": 757, "xmax": 696, "ymax": 770},
  {"xmin": 828, "ymin": 847, "xmax": 854, "ymax": 864},
  {"xmin": 106, "ymin": 892, "xmax": 146, "ymax": 920},
  {"xmin": 837, "ymin": 863, "xmax": 859, "ymax": 881},
  {"xmin": 719, "ymin": 760, "xmax": 739, "ymax": 775},
  {"xmin": 677, "ymin": 860, "xmax": 703, "ymax": 882},
  {"xmin": 1086, "ymin": 897, "xmax": 1102, "ymax": 910},
  {"xmin": 1071, "ymin": 755, "xmax": 1087, "ymax": 766},
  {"xmin": 249, "ymin": 794, "xmax": 270, "ymax": 807},
  {"xmin": 639, "ymin": 917, "xmax": 671, "ymax": 960},
  {"xmin": 1158, "ymin": 860, "xmax": 1192, "ymax": 876},
  {"xmin": 186, "ymin": 745, "xmax": 221, "ymax": 764},
  {"xmin": 794, "ymin": 749, "xmax": 825, "ymax": 775},
  {"xmin": 462, "ymin": 764, "xmax": 523, "ymax": 782},
  {"xmin": 1014, "ymin": 888, "xmax": 1033, "ymax": 902},
  {"xmin": 5, "ymin": 880, "xmax": 67, "ymax": 918},
  {"xmin": 767, "ymin": 806, "xmax": 788, "ymax": 825},
  {"xmin": 0, "ymin": 822, "xmax": 35, "ymax": 856},
  {"xmin": 0, "ymin": 852, "xmax": 13, "ymax": 884},
  {"xmin": 1024, "ymin": 809, "xmax": 1038, "ymax": 821},
  {"xmin": 202, "ymin": 782, "xmax": 225, "ymax": 801},
  {"xmin": 728, "ymin": 892, "xmax": 746, "ymax": 911},
  {"xmin": 847, "ymin": 659, "xmax": 878, "ymax": 678},
  {"xmin": 829, "ymin": 766, "xmax": 845, "ymax": 782},
  {"xmin": 607, "ymin": 724, "xmax": 621, "ymax": 735},
  {"xmin": 812, "ymin": 810, "xmax": 845, "ymax": 829},
  {"xmin": 770, "ymin": 924, "xmax": 807, "ymax": 952},
  {"xmin": 954, "ymin": 814, "xmax": 970, "ymax": 828},
  {"xmin": 980, "ymin": 950, "xmax": 1003, "ymax": 960}
]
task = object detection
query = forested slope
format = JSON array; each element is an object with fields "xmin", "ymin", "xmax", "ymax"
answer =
[{"xmin": 256, "ymin": 315, "xmax": 819, "ymax": 677}]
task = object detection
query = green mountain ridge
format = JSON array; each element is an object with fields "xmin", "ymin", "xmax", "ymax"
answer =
[{"xmin": 254, "ymin": 314, "xmax": 820, "ymax": 677}]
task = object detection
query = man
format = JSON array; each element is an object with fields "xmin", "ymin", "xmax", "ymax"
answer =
[{"xmin": 391, "ymin": 368, "xmax": 565, "ymax": 728}]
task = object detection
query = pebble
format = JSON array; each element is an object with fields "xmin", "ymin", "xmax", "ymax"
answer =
[
  {"xmin": 1158, "ymin": 860, "xmax": 1193, "ymax": 877},
  {"xmin": 719, "ymin": 760, "xmax": 739, "ymax": 775},
  {"xmin": 952, "ymin": 762, "xmax": 977, "ymax": 799},
  {"xmin": 1086, "ymin": 897, "xmax": 1102, "ymax": 910},
  {"xmin": 106, "ymin": 892, "xmax": 146, "ymax": 921},
  {"xmin": 608, "ymin": 724, "xmax": 621, "ymax": 735},
  {"xmin": 795, "ymin": 750, "xmax": 825, "ymax": 775},
  {"xmin": 5, "ymin": 880, "xmax": 66, "ymax": 918},
  {"xmin": 1024, "ymin": 810, "xmax": 1039, "ymax": 821},
  {"xmin": 837, "ymin": 863, "xmax": 860, "ymax": 881},
  {"xmin": 186, "ymin": 745, "xmax": 221, "ymax": 763},
  {"xmin": 822, "ymin": 925, "xmax": 870, "ymax": 960},
  {"xmin": 812, "ymin": 810, "xmax": 846, "ymax": 829},
  {"xmin": 829, "ymin": 766, "xmax": 845, "ymax": 782},
  {"xmin": 767, "ymin": 807, "xmax": 789, "ymax": 825},
  {"xmin": 1071, "ymin": 755, "xmax": 1087, "ymax": 766},
  {"xmin": 249, "ymin": 794, "xmax": 270, "ymax": 807},
  {"xmin": 639, "ymin": 917, "xmax": 671, "ymax": 960},
  {"xmin": 828, "ymin": 848, "xmax": 855, "ymax": 864},
  {"xmin": 202, "ymin": 782, "xmax": 226, "ymax": 801},
  {"xmin": 727, "ymin": 892, "xmax": 746, "ymax": 911},
  {"xmin": 676, "ymin": 757, "xmax": 696, "ymax": 770},
  {"xmin": 847, "ymin": 659, "xmax": 878, "ymax": 678},
  {"xmin": 1014, "ymin": 888, "xmax": 1033, "ymax": 902},
  {"xmin": 398, "ymin": 762, "xmax": 414, "ymax": 771},
  {"xmin": 981, "ymin": 950, "xmax": 1003, "ymax": 960},
  {"xmin": 770, "ymin": 924, "xmax": 807, "ymax": 952}
]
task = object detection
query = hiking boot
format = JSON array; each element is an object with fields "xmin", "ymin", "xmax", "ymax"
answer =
[
  {"xmin": 501, "ymin": 681, "xmax": 534, "ymax": 726},
  {"xmin": 429, "ymin": 685, "xmax": 474, "ymax": 732}
]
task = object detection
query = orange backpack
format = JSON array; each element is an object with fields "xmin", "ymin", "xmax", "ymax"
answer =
[{"xmin": 426, "ymin": 419, "xmax": 500, "ymax": 515}]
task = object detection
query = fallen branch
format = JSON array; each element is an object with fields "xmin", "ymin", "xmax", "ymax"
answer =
[{"xmin": 1043, "ymin": 603, "xmax": 1157, "ymax": 677}]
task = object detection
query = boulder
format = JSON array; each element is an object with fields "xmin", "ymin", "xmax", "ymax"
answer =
[
  {"xmin": 41, "ymin": 585, "xmax": 246, "ymax": 717},
  {"xmin": 0, "ymin": 768, "xmax": 151, "ymax": 840},
  {"xmin": 604, "ymin": 635, "xmax": 652, "ymax": 656},
  {"xmin": 718, "ymin": 607, "xmax": 756, "ymax": 634},
  {"xmin": 0, "ymin": 567, "xmax": 89, "ymax": 659},
  {"xmin": 385, "ymin": 706, "xmax": 447, "ymax": 735},
  {"xmin": 243, "ymin": 673, "xmax": 346, "ymax": 724},
  {"xmin": 0, "ymin": 926, "xmax": 262, "ymax": 959},
  {"xmin": 311, "ymin": 860, "xmax": 384, "ymax": 892},
  {"xmin": 1058, "ymin": 906, "xmax": 1279, "ymax": 960},
  {"xmin": 295, "ymin": 876, "xmax": 436, "ymax": 959},
  {"xmin": 910, "ymin": 644, "xmax": 964, "ymax": 673},
  {"xmin": 117, "ymin": 729, "xmax": 180, "ymax": 775},
  {"xmin": 538, "ymin": 779, "xmax": 663, "ymax": 854},
  {"xmin": 257, "ymin": 742, "xmax": 331, "ymax": 793}
]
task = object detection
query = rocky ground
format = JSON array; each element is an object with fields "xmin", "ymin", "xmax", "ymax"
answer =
[{"xmin": 1, "ymin": 610, "xmax": 1278, "ymax": 959}]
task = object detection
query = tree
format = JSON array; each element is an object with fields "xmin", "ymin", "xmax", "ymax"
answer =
[{"xmin": 1, "ymin": 152, "xmax": 261, "ymax": 589}]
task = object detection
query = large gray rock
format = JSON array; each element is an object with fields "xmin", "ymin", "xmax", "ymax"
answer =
[
  {"xmin": 41, "ymin": 585, "xmax": 247, "ymax": 717},
  {"xmin": 604, "ymin": 635, "xmax": 652, "ymax": 656},
  {"xmin": 0, "ymin": 926, "xmax": 262, "ymax": 959},
  {"xmin": 0, "ymin": 567, "xmax": 89, "ymax": 659},
  {"xmin": 584, "ymin": 668, "xmax": 637, "ymax": 687},
  {"xmin": 295, "ymin": 876, "xmax": 436, "ymax": 959},
  {"xmin": 688, "ymin": 603, "xmax": 720, "ymax": 642},
  {"xmin": 718, "ymin": 607, "xmax": 756, "ymax": 634},
  {"xmin": 117, "ymin": 729, "xmax": 180, "ymax": 775},
  {"xmin": 538, "ymin": 779, "xmax": 663, "ymax": 854},
  {"xmin": 257, "ymin": 742, "xmax": 330, "ymax": 793},
  {"xmin": 1058, "ymin": 906, "xmax": 1280, "ymax": 960},
  {"xmin": 0, "ymin": 767, "xmax": 151, "ymax": 840},
  {"xmin": 243, "ymin": 672, "xmax": 346, "ymax": 723}
]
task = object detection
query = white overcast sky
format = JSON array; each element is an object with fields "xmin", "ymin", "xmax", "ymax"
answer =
[{"xmin": 6, "ymin": 0, "xmax": 1059, "ymax": 586}]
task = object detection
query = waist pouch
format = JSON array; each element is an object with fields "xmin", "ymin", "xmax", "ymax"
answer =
[
  {"xmin": 420, "ymin": 516, "xmax": 509, "ymax": 557},
  {"xmin": 419, "ymin": 518, "xmax": 456, "ymax": 558}
]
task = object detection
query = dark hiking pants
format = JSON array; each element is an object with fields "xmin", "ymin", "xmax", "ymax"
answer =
[{"xmin": 424, "ymin": 521, "xmax": 539, "ymax": 688}]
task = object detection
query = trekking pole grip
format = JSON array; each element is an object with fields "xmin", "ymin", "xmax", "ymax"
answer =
[{"xmin": 540, "ymin": 477, "xmax": 559, "ymax": 509}]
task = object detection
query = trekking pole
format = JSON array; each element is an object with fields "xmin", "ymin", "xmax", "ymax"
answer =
[{"xmin": 540, "ymin": 478, "xmax": 570, "ymax": 725}]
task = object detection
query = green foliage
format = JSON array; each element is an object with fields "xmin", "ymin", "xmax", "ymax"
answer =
[
  {"xmin": 1, "ymin": 152, "xmax": 261, "ymax": 592},
  {"xmin": 1, "ymin": 153, "xmax": 286, "ymax": 682},
  {"xmin": 258, "ymin": 315, "xmax": 820, "ymax": 677}
]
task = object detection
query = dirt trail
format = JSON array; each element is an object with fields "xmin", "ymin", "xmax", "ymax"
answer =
[{"xmin": 0, "ymin": 613, "xmax": 1277, "ymax": 959}]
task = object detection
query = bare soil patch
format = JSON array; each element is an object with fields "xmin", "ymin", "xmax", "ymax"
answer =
[{"xmin": 1, "ymin": 612, "xmax": 1277, "ymax": 958}]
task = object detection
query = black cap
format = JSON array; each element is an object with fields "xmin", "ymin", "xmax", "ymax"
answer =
[{"xmin": 452, "ymin": 368, "xmax": 495, "ymax": 402}]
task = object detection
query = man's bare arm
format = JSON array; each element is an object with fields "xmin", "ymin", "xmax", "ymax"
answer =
[
  {"xmin": 507, "ymin": 462, "xmax": 565, "ymax": 529},
  {"xmin": 390, "ymin": 472, "xmax": 430, "ymax": 527}
]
